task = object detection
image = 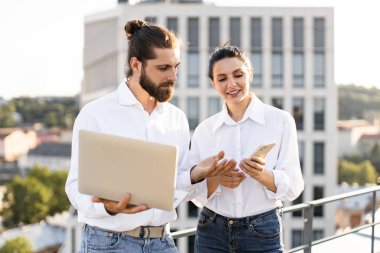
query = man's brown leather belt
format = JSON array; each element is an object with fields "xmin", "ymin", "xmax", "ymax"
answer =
[
  {"xmin": 91, "ymin": 224, "xmax": 168, "ymax": 239},
  {"xmin": 121, "ymin": 225, "xmax": 167, "ymax": 239}
]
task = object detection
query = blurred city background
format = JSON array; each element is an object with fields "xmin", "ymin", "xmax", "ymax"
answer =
[{"xmin": 0, "ymin": 0, "xmax": 380, "ymax": 252}]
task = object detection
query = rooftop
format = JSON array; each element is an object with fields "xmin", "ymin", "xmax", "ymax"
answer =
[
  {"xmin": 28, "ymin": 142, "xmax": 71, "ymax": 158},
  {"xmin": 337, "ymin": 120, "xmax": 371, "ymax": 130}
]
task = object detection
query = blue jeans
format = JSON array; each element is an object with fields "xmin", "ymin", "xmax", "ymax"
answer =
[
  {"xmin": 80, "ymin": 224, "xmax": 178, "ymax": 253},
  {"xmin": 195, "ymin": 207, "xmax": 284, "ymax": 253}
]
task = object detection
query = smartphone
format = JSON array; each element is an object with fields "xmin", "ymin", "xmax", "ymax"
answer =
[{"xmin": 249, "ymin": 141, "xmax": 277, "ymax": 159}]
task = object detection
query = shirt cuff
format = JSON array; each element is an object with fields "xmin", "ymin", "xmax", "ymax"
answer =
[
  {"xmin": 79, "ymin": 194, "xmax": 113, "ymax": 219},
  {"xmin": 190, "ymin": 165, "xmax": 206, "ymax": 184},
  {"xmin": 190, "ymin": 180, "xmax": 222, "ymax": 208},
  {"xmin": 264, "ymin": 170, "xmax": 290, "ymax": 201},
  {"xmin": 93, "ymin": 202, "xmax": 113, "ymax": 217},
  {"xmin": 207, "ymin": 184, "xmax": 221, "ymax": 200}
]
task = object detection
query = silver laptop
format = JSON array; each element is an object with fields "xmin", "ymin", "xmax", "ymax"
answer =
[{"xmin": 78, "ymin": 130, "xmax": 186, "ymax": 211}]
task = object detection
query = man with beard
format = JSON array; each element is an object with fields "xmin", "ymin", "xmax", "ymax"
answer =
[{"xmin": 66, "ymin": 19, "xmax": 232, "ymax": 253}]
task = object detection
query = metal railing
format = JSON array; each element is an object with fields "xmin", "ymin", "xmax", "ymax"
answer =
[{"xmin": 170, "ymin": 185, "xmax": 380, "ymax": 253}]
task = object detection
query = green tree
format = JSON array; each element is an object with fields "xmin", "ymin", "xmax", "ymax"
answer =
[
  {"xmin": 369, "ymin": 142, "xmax": 380, "ymax": 174},
  {"xmin": 338, "ymin": 84, "xmax": 380, "ymax": 120},
  {"xmin": 1, "ymin": 176, "xmax": 52, "ymax": 228},
  {"xmin": 47, "ymin": 170, "xmax": 70, "ymax": 214},
  {"xmin": 10, "ymin": 96, "xmax": 79, "ymax": 129},
  {"xmin": 358, "ymin": 160, "xmax": 378, "ymax": 185},
  {"xmin": 43, "ymin": 111, "xmax": 58, "ymax": 128},
  {"xmin": 338, "ymin": 160, "xmax": 358, "ymax": 185},
  {"xmin": 338, "ymin": 159, "xmax": 378, "ymax": 185},
  {"xmin": 28, "ymin": 166, "xmax": 70, "ymax": 215},
  {"xmin": 342, "ymin": 153, "xmax": 366, "ymax": 164},
  {"xmin": 0, "ymin": 237, "xmax": 33, "ymax": 253},
  {"xmin": 0, "ymin": 104, "xmax": 16, "ymax": 127}
]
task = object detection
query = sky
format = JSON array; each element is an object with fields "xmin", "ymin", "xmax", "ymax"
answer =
[{"xmin": 0, "ymin": 0, "xmax": 379, "ymax": 99}]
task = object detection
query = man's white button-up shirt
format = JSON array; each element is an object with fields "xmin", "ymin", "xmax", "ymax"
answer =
[{"xmin": 66, "ymin": 81, "xmax": 192, "ymax": 231}]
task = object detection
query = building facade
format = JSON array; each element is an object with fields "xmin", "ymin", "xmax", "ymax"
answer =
[
  {"xmin": 337, "ymin": 119, "xmax": 380, "ymax": 157},
  {"xmin": 0, "ymin": 128, "xmax": 37, "ymax": 162},
  {"xmin": 80, "ymin": 0, "xmax": 337, "ymax": 251},
  {"xmin": 18, "ymin": 142, "xmax": 72, "ymax": 173}
]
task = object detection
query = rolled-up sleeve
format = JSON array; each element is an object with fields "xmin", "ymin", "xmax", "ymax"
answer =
[
  {"xmin": 184, "ymin": 127, "xmax": 221, "ymax": 207},
  {"xmin": 264, "ymin": 114, "xmax": 304, "ymax": 201},
  {"xmin": 174, "ymin": 112, "xmax": 206, "ymax": 203}
]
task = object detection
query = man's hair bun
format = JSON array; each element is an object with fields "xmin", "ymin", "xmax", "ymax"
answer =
[{"xmin": 124, "ymin": 19, "xmax": 147, "ymax": 40}]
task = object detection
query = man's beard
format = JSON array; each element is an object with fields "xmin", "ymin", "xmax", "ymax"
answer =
[{"xmin": 140, "ymin": 69, "xmax": 174, "ymax": 102}]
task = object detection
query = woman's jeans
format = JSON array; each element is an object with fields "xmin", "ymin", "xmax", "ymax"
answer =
[
  {"xmin": 80, "ymin": 224, "xmax": 178, "ymax": 253},
  {"xmin": 195, "ymin": 207, "xmax": 284, "ymax": 253}
]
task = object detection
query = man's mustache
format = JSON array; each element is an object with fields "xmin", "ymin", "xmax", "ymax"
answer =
[{"xmin": 160, "ymin": 81, "xmax": 175, "ymax": 87}]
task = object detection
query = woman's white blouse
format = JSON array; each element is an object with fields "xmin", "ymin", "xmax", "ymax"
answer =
[{"xmin": 190, "ymin": 94, "xmax": 304, "ymax": 218}]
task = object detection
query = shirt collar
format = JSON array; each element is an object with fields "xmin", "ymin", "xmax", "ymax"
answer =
[
  {"xmin": 212, "ymin": 93, "xmax": 266, "ymax": 133},
  {"xmin": 117, "ymin": 79, "xmax": 164, "ymax": 113},
  {"xmin": 118, "ymin": 80, "xmax": 140, "ymax": 106}
]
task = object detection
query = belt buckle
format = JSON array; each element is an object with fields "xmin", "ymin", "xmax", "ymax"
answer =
[{"xmin": 139, "ymin": 226, "xmax": 150, "ymax": 239}]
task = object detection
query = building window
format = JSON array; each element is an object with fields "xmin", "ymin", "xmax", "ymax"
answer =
[
  {"xmin": 314, "ymin": 97, "xmax": 325, "ymax": 130},
  {"xmin": 187, "ymin": 201, "xmax": 199, "ymax": 217},
  {"xmin": 314, "ymin": 18, "xmax": 325, "ymax": 87},
  {"xmin": 293, "ymin": 52, "xmax": 304, "ymax": 87},
  {"xmin": 208, "ymin": 97, "xmax": 221, "ymax": 117},
  {"xmin": 251, "ymin": 18, "xmax": 262, "ymax": 87},
  {"xmin": 272, "ymin": 18, "xmax": 283, "ymax": 88},
  {"xmin": 293, "ymin": 98, "xmax": 304, "ymax": 130},
  {"xmin": 167, "ymin": 17, "xmax": 178, "ymax": 34},
  {"xmin": 272, "ymin": 53, "xmax": 283, "ymax": 87},
  {"xmin": 272, "ymin": 18, "xmax": 283, "ymax": 49},
  {"xmin": 271, "ymin": 97, "xmax": 283, "ymax": 109},
  {"xmin": 169, "ymin": 96, "xmax": 178, "ymax": 107},
  {"xmin": 251, "ymin": 18, "xmax": 262, "ymax": 48},
  {"xmin": 292, "ymin": 229, "xmax": 303, "ymax": 248},
  {"xmin": 188, "ymin": 18, "xmax": 199, "ymax": 88},
  {"xmin": 314, "ymin": 52, "xmax": 325, "ymax": 87},
  {"xmin": 313, "ymin": 229, "xmax": 324, "ymax": 241},
  {"xmin": 188, "ymin": 18, "xmax": 199, "ymax": 48},
  {"xmin": 313, "ymin": 142, "xmax": 324, "ymax": 174},
  {"xmin": 293, "ymin": 18, "xmax": 304, "ymax": 49},
  {"xmin": 144, "ymin": 16, "xmax": 157, "ymax": 24},
  {"xmin": 314, "ymin": 18, "xmax": 325, "ymax": 49},
  {"xmin": 251, "ymin": 52, "xmax": 262, "ymax": 87},
  {"xmin": 208, "ymin": 79, "xmax": 214, "ymax": 88},
  {"xmin": 188, "ymin": 51, "xmax": 199, "ymax": 87},
  {"xmin": 298, "ymin": 140, "xmax": 305, "ymax": 171},
  {"xmin": 313, "ymin": 186, "xmax": 324, "ymax": 217},
  {"xmin": 292, "ymin": 192, "xmax": 303, "ymax": 217},
  {"xmin": 209, "ymin": 17, "xmax": 220, "ymax": 51},
  {"xmin": 187, "ymin": 97, "xmax": 199, "ymax": 130},
  {"xmin": 230, "ymin": 17, "xmax": 241, "ymax": 47},
  {"xmin": 293, "ymin": 18, "xmax": 304, "ymax": 88}
]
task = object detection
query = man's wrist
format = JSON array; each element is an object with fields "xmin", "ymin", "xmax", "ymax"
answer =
[{"xmin": 190, "ymin": 165, "xmax": 205, "ymax": 184}]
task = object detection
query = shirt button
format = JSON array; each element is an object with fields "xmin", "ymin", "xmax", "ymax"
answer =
[{"xmin": 229, "ymin": 220, "xmax": 234, "ymax": 225}]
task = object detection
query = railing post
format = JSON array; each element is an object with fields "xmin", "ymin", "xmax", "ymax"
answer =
[
  {"xmin": 371, "ymin": 191, "xmax": 376, "ymax": 253},
  {"xmin": 303, "ymin": 203, "xmax": 313, "ymax": 253},
  {"xmin": 371, "ymin": 177, "xmax": 380, "ymax": 253}
]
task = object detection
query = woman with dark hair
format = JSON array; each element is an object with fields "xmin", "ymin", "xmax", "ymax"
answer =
[{"xmin": 190, "ymin": 45, "xmax": 304, "ymax": 252}]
